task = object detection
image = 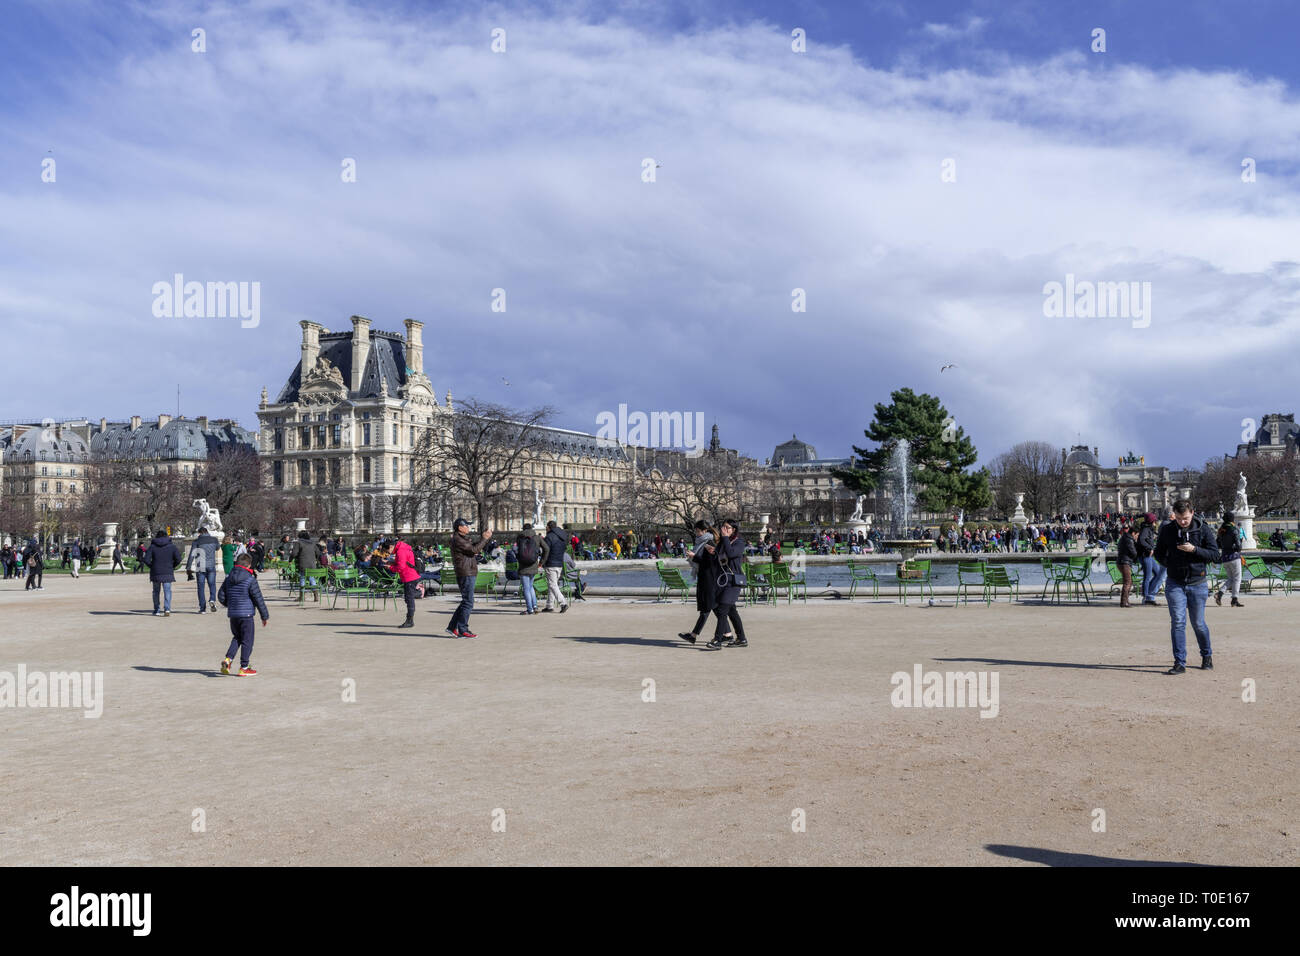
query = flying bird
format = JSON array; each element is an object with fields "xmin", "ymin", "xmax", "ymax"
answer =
[
  {"xmin": 501, "ymin": 377, "xmax": 511, "ymax": 386},
  {"xmin": 940, "ymin": 364, "xmax": 957, "ymax": 372}
]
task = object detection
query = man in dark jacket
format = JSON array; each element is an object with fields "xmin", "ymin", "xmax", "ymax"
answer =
[
  {"xmin": 1153, "ymin": 500, "xmax": 1221, "ymax": 675},
  {"xmin": 143, "ymin": 531, "xmax": 183, "ymax": 616},
  {"xmin": 187, "ymin": 526, "xmax": 221, "ymax": 613},
  {"xmin": 217, "ymin": 556, "xmax": 269, "ymax": 676},
  {"xmin": 289, "ymin": 530, "xmax": 319, "ymax": 589},
  {"xmin": 1214, "ymin": 512, "xmax": 1244, "ymax": 607},
  {"xmin": 447, "ymin": 518, "xmax": 492, "ymax": 638},
  {"xmin": 539, "ymin": 520, "xmax": 569, "ymax": 613}
]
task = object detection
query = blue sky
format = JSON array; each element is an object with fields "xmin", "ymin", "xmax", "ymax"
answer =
[{"xmin": 3, "ymin": 0, "xmax": 1300, "ymax": 472}]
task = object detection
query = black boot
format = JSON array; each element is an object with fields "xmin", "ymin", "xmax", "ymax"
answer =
[{"xmin": 398, "ymin": 615, "xmax": 415, "ymax": 629}]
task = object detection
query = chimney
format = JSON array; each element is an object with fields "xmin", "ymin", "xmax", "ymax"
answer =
[
  {"xmin": 198, "ymin": 415, "xmax": 209, "ymax": 432},
  {"xmin": 100, "ymin": 417, "xmax": 107, "ymax": 434},
  {"xmin": 300, "ymin": 320, "xmax": 323, "ymax": 377},
  {"xmin": 158, "ymin": 414, "xmax": 172, "ymax": 428},
  {"xmin": 54, "ymin": 422, "xmax": 63, "ymax": 440},
  {"xmin": 1093, "ymin": 446, "xmax": 1099, "ymax": 460},
  {"xmin": 350, "ymin": 315, "xmax": 371, "ymax": 393},
  {"xmin": 130, "ymin": 415, "xmax": 141, "ymax": 432},
  {"xmin": 403, "ymin": 318, "xmax": 424, "ymax": 376}
]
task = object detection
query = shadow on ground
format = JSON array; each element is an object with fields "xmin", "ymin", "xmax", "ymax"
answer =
[
  {"xmin": 131, "ymin": 665, "xmax": 224, "ymax": 678},
  {"xmin": 986, "ymin": 844, "xmax": 1216, "ymax": 867},
  {"xmin": 552, "ymin": 635, "xmax": 703, "ymax": 649},
  {"xmin": 937, "ymin": 657, "xmax": 1168, "ymax": 673}
]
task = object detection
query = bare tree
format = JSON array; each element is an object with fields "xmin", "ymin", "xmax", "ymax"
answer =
[
  {"xmin": 990, "ymin": 441, "xmax": 1070, "ymax": 518},
  {"xmin": 87, "ymin": 455, "xmax": 190, "ymax": 537},
  {"xmin": 412, "ymin": 398, "xmax": 555, "ymax": 531},
  {"xmin": 189, "ymin": 444, "xmax": 262, "ymax": 529},
  {"xmin": 1197, "ymin": 453, "xmax": 1299, "ymax": 516},
  {"xmin": 635, "ymin": 453, "xmax": 757, "ymax": 536}
]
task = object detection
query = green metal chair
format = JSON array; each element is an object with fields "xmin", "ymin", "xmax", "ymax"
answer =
[
  {"xmin": 1243, "ymin": 557, "xmax": 1282, "ymax": 594},
  {"xmin": 1280, "ymin": 563, "xmax": 1300, "ymax": 595},
  {"xmin": 955, "ymin": 561, "xmax": 987, "ymax": 606},
  {"xmin": 1039, "ymin": 558, "xmax": 1069, "ymax": 602},
  {"xmin": 562, "ymin": 565, "xmax": 584, "ymax": 601},
  {"xmin": 298, "ymin": 568, "xmax": 329, "ymax": 606},
  {"xmin": 330, "ymin": 567, "xmax": 376, "ymax": 611},
  {"xmin": 1056, "ymin": 556, "xmax": 1093, "ymax": 604},
  {"xmin": 897, "ymin": 559, "xmax": 933, "ymax": 604},
  {"xmin": 983, "ymin": 565, "xmax": 1019, "ymax": 604},
  {"xmin": 1105, "ymin": 561, "xmax": 1142, "ymax": 598},
  {"xmin": 473, "ymin": 570, "xmax": 497, "ymax": 596},
  {"xmin": 436, "ymin": 566, "xmax": 458, "ymax": 596},
  {"xmin": 768, "ymin": 561, "xmax": 806, "ymax": 604},
  {"xmin": 365, "ymin": 565, "xmax": 404, "ymax": 609},
  {"xmin": 847, "ymin": 560, "xmax": 879, "ymax": 600},
  {"xmin": 744, "ymin": 562, "xmax": 774, "ymax": 606},
  {"xmin": 655, "ymin": 561, "xmax": 691, "ymax": 603}
]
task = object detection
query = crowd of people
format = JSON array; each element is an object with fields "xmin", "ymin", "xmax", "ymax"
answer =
[{"xmin": 2, "ymin": 499, "xmax": 1286, "ymax": 676}]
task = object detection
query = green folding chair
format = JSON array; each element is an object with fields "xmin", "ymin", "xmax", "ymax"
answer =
[{"xmin": 847, "ymin": 560, "xmax": 879, "ymax": 600}]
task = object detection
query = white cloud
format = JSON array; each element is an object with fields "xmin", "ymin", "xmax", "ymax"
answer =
[
  {"xmin": 2, "ymin": 1, "xmax": 1299, "ymax": 471},
  {"xmin": 919, "ymin": 16, "xmax": 988, "ymax": 42}
]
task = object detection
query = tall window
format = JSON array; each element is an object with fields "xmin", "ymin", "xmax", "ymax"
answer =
[
  {"xmin": 274, "ymin": 428, "xmax": 283, "ymax": 450},
  {"xmin": 299, "ymin": 461, "xmax": 310, "ymax": 485},
  {"xmin": 363, "ymin": 458, "xmax": 371, "ymax": 483},
  {"xmin": 331, "ymin": 459, "xmax": 341, "ymax": 484},
  {"xmin": 332, "ymin": 424, "xmax": 341, "ymax": 447},
  {"xmin": 300, "ymin": 427, "xmax": 311, "ymax": 449},
  {"xmin": 409, "ymin": 425, "xmax": 415, "ymax": 446},
  {"xmin": 315, "ymin": 460, "xmax": 327, "ymax": 485},
  {"xmin": 392, "ymin": 457, "xmax": 398, "ymax": 482},
  {"xmin": 362, "ymin": 423, "xmax": 371, "ymax": 446},
  {"xmin": 317, "ymin": 425, "xmax": 326, "ymax": 447},
  {"xmin": 273, "ymin": 461, "xmax": 283, "ymax": 486},
  {"xmin": 392, "ymin": 423, "xmax": 398, "ymax": 445}
]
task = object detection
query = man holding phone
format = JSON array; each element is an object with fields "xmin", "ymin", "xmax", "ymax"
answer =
[{"xmin": 1153, "ymin": 499, "xmax": 1221, "ymax": 675}]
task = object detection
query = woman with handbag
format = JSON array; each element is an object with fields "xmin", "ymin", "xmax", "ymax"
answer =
[
  {"xmin": 704, "ymin": 519, "xmax": 749, "ymax": 649},
  {"xmin": 678, "ymin": 520, "xmax": 718, "ymax": 644}
]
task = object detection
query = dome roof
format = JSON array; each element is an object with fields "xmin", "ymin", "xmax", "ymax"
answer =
[{"xmin": 1065, "ymin": 444, "xmax": 1098, "ymax": 467}]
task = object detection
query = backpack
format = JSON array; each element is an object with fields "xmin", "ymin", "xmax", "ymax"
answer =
[
  {"xmin": 413, "ymin": 550, "xmax": 427, "ymax": 574},
  {"xmin": 517, "ymin": 535, "xmax": 538, "ymax": 567}
]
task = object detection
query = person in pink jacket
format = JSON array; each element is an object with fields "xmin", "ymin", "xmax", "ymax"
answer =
[{"xmin": 388, "ymin": 536, "xmax": 421, "ymax": 629}]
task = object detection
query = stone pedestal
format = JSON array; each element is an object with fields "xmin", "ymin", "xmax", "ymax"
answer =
[
  {"xmin": 295, "ymin": 517, "xmax": 308, "ymax": 533},
  {"xmin": 845, "ymin": 519, "xmax": 870, "ymax": 542},
  {"xmin": 1011, "ymin": 493, "xmax": 1029, "ymax": 529},
  {"xmin": 102, "ymin": 522, "xmax": 118, "ymax": 555}
]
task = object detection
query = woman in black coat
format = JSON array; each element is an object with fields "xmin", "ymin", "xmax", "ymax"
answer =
[
  {"xmin": 678, "ymin": 520, "xmax": 718, "ymax": 644},
  {"xmin": 703, "ymin": 519, "xmax": 749, "ymax": 649}
]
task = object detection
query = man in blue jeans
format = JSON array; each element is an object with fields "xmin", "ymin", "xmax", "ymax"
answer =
[
  {"xmin": 1137, "ymin": 511, "xmax": 1164, "ymax": 604},
  {"xmin": 187, "ymin": 526, "xmax": 221, "ymax": 613},
  {"xmin": 447, "ymin": 518, "xmax": 492, "ymax": 639},
  {"xmin": 1153, "ymin": 499, "xmax": 1221, "ymax": 675},
  {"xmin": 143, "ymin": 530, "xmax": 182, "ymax": 617}
]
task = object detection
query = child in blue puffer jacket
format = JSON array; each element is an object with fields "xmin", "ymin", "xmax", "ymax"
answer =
[{"xmin": 217, "ymin": 557, "xmax": 269, "ymax": 676}]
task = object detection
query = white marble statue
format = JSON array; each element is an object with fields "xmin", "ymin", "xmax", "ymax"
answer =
[
  {"xmin": 193, "ymin": 498, "xmax": 224, "ymax": 536},
  {"xmin": 532, "ymin": 488, "xmax": 545, "ymax": 526},
  {"xmin": 849, "ymin": 495, "xmax": 865, "ymax": 522},
  {"xmin": 1235, "ymin": 472, "xmax": 1249, "ymax": 510}
]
